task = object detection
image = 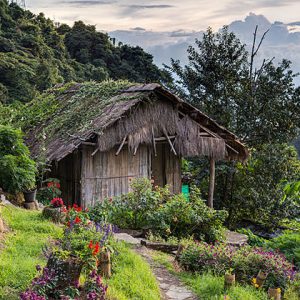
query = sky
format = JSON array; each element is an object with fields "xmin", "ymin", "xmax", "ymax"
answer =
[{"xmin": 26, "ymin": 0, "xmax": 300, "ymax": 32}]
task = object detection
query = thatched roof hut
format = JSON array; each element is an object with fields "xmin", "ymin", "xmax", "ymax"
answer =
[{"xmin": 25, "ymin": 81, "xmax": 248, "ymax": 207}]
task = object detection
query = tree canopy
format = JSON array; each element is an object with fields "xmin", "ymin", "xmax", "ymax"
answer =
[
  {"xmin": 167, "ymin": 26, "xmax": 300, "ymax": 147},
  {"xmin": 0, "ymin": 0, "xmax": 169, "ymax": 103}
]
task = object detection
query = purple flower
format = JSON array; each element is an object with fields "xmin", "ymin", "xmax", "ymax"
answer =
[
  {"xmin": 35, "ymin": 265, "xmax": 42, "ymax": 272},
  {"xmin": 87, "ymin": 291, "xmax": 98, "ymax": 300}
]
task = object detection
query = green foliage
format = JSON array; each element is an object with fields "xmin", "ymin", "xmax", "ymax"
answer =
[
  {"xmin": 167, "ymin": 26, "xmax": 300, "ymax": 146},
  {"xmin": 36, "ymin": 178, "xmax": 62, "ymax": 205},
  {"xmin": 149, "ymin": 187, "xmax": 228, "ymax": 242},
  {"xmin": 220, "ymin": 144, "xmax": 300, "ymax": 228},
  {"xmin": 90, "ymin": 178, "xmax": 166, "ymax": 229},
  {"xmin": 0, "ymin": 206, "xmax": 62, "ymax": 300},
  {"xmin": 0, "ymin": 1, "xmax": 168, "ymax": 104},
  {"xmin": 0, "ymin": 125, "xmax": 36, "ymax": 193},
  {"xmin": 167, "ymin": 26, "xmax": 300, "ymax": 230},
  {"xmin": 151, "ymin": 251, "xmax": 268, "ymax": 300},
  {"xmin": 268, "ymin": 231, "xmax": 300, "ymax": 269},
  {"xmin": 237, "ymin": 228, "xmax": 268, "ymax": 247},
  {"xmin": 89, "ymin": 179, "xmax": 227, "ymax": 243},
  {"xmin": 179, "ymin": 242, "xmax": 296, "ymax": 291}
]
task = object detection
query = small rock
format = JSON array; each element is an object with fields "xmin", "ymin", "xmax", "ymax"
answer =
[{"xmin": 114, "ymin": 233, "xmax": 140, "ymax": 245}]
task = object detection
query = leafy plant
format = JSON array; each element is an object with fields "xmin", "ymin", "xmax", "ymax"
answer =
[
  {"xmin": 179, "ymin": 242, "xmax": 297, "ymax": 291},
  {"xmin": 268, "ymin": 231, "xmax": 300, "ymax": 269},
  {"xmin": 237, "ymin": 228, "xmax": 268, "ymax": 247},
  {"xmin": 0, "ymin": 125, "xmax": 36, "ymax": 193},
  {"xmin": 36, "ymin": 178, "xmax": 62, "ymax": 205},
  {"xmin": 148, "ymin": 187, "xmax": 228, "ymax": 242}
]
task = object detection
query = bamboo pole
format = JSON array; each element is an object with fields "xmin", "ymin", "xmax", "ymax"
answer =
[
  {"xmin": 116, "ymin": 136, "xmax": 127, "ymax": 156},
  {"xmin": 208, "ymin": 158, "xmax": 215, "ymax": 208}
]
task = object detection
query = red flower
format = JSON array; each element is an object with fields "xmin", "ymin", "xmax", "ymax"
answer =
[
  {"xmin": 92, "ymin": 242, "xmax": 100, "ymax": 256},
  {"xmin": 50, "ymin": 198, "xmax": 64, "ymax": 208},
  {"xmin": 67, "ymin": 221, "xmax": 70, "ymax": 227},
  {"xmin": 47, "ymin": 182, "xmax": 54, "ymax": 188},
  {"xmin": 61, "ymin": 206, "xmax": 67, "ymax": 213},
  {"xmin": 74, "ymin": 216, "xmax": 81, "ymax": 224},
  {"xmin": 56, "ymin": 182, "xmax": 61, "ymax": 189},
  {"xmin": 73, "ymin": 204, "xmax": 78, "ymax": 208},
  {"xmin": 88, "ymin": 240, "xmax": 94, "ymax": 249}
]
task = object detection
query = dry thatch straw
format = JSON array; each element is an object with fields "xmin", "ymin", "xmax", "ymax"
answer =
[{"xmin": 25, "ymin": 81, "xmax": 248, "ymax": 162}]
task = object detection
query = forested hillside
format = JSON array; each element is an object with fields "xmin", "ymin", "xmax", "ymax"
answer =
[{"xmin": 0, "ymin": 0, "xmax": 168, "ymax": 103}]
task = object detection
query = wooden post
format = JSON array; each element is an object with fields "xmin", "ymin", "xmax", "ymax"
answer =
[
  {"xmin": 99, "ymin": 250, "xmax": 111, "ymax": 278},
  {"xmin": 208, "ymin": 158, "xmax": 215, "ymax": 208}
]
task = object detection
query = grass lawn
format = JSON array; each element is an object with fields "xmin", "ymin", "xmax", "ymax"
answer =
[
  {"xmin": 107, "ymin": 242, "xmax": 160, "ymax": 300},
  {"xmin": 0, "ymin": 205, "xmax": 63, "ymax": 300},
  {"xmin": 0, "ymin": 206, "xmax": 160, "ymax": 300},
  {"xmin": 151, "ymin": 251, "xmax": 269, "ymax": 300}
]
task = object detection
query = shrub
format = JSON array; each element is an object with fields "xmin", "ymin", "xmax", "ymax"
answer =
[
  {"xmin": 148, "ymin": 187, "xmax": 228, "ymax": 242},
  {"xmin": 89, "ymin": 178, "xmax": 169, "ymax": 229},
  {"xmin": 179, "ymin": 242, "xmax": 297, "ymax": 291},
  {"xmin": 237, "ymin": 228, "xmax": 268, "ymax": 247},
  {"xmin": 89, "ymin": 179, "xmax": 227, "ymax": 242},
  {"xmin": 0, "ymin": 125, "xmax": 36, "ymax": 193},
  {"xmin": 268, "ymin": 231, "xmax": 300, "ymax": 269}
]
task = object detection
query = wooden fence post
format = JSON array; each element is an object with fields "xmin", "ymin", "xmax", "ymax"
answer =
[{"xmin": 208, "ymin": 158, "xmax": 215, "ymax": 208}]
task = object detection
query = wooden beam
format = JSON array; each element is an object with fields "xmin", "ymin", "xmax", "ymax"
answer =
[
  {"xmin": 154, "ymin": 136, "xmax": 175, "ymax": 142},
  {"xmin": 208, "ymin": 158, "xmax": 215, "ymax": 208},
  {"xmin": 91, "ymin": 148, "xmax": 99, "ymax": 156},
  {"xmin": 164, "ymin": 132, "xmax": 177, "ymax": 156},
  {"xmin": 82, "ymin": 142, "xmax": 97, "ymax": 146},
  {"xmin": 152, "ymin": 127, "xmax": 157, "ymax": 157},
  {"xmin": 115, "ymin": 136, "xmax": 127, "ymax": 156}
]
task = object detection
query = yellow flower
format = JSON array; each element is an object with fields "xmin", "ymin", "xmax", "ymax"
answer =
[
  {"xmin": 252, "ymin": 278, "xmax": 257, "ymax": 284},
  {"xmin": 276, "ymin": 288, "xmax": 281, "ymax": 293}
]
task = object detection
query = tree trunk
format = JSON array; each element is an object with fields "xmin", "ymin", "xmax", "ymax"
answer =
[{"xmin": 208, "ymin": 158, "xmax": 215, "ymax": 208}]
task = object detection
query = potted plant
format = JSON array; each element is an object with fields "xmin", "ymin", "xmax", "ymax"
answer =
[
  {"xmin": 224, "ymin": 268, "xmax": 235, "ymax": 288},
  {"xmin": 23, "ymin": 186, "xmax": 37, "ymax": 203},
  {"xmin": 42, "ymin": 197, "xmax": 65, "ymax": 223}
]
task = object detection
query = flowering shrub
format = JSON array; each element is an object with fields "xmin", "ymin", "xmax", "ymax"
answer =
[
  {"xmin": 179, "ymin": 242, "xmax": 297, "ymax": 291},
  {"xmin": 21, "ymin": 201, "xmax": 114, "ymax": 299},
  {"xmin": 20, "ymin": 265, "xmax": 107, "ymax": 300},
  {"xmin": 50, "ymin": 198, "xmax": 64, "ymax": 208},
  {"xmin": 37, "ymin": 178, "xmax": 62, "ymax": 205},
  {"xmin": 233, "ymin": 247, "xmax": 297, "ymax": 290}
]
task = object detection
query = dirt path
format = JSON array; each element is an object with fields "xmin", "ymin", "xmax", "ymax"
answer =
[{"xmin": 135, "ymin": 246, "xmax": 198, "ymax": 300}]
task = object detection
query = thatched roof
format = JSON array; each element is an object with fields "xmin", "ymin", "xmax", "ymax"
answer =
[{"xmin": 25, "ymin": 81, "xmax": 248, "ymax": 162}]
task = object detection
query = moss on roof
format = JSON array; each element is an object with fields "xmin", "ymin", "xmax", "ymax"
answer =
[{"xmin": 17, "ymin": 80, "xmax": 135, "ymax": 142}]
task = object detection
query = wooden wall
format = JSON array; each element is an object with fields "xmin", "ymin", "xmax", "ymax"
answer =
[
  {"xmin": 52, "ymin": 143, "xmax": 181, "ymax": 208},
  {"xmin": 81, "ymin": 145, "xmax": 151, "ymax": 208},
  {"xmin": 151, "ymin": 143, "xmax": 181, "ymax": 194}
]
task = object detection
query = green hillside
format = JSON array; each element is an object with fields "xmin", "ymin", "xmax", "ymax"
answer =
[{"xmin": 0, "ymin": 0, "xmax": 169, "ymax": 104}]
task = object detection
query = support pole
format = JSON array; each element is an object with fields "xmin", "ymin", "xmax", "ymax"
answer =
[{"xmin": 208, "ymin": 158, "xmax": 215, "ymax": 208}]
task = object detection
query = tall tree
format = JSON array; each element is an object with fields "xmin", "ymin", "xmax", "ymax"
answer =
[
  {"xmin": 167, "ymin": 26, "xmax": 300, "ymax": 147},
  {"xmin": 167, "ymin": 27, "xmax": 300, "ymax": 228}
]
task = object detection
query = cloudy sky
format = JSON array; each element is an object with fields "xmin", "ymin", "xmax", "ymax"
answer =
[{"xmin": 26, "ymin": 0, "xmax": 300, "ymax": 32}]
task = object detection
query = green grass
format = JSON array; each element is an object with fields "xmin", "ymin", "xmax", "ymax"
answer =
[
  {"xmin": 107, "ymin": 242, "xmax": 160, "ymax": 300},
  {"xmin": 151, "ymin": 251, "xmax": 268, "ymax": 300},
  {"xmin": 0, "ymin": 205, "xmax": 62, "ymax": 300}
]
